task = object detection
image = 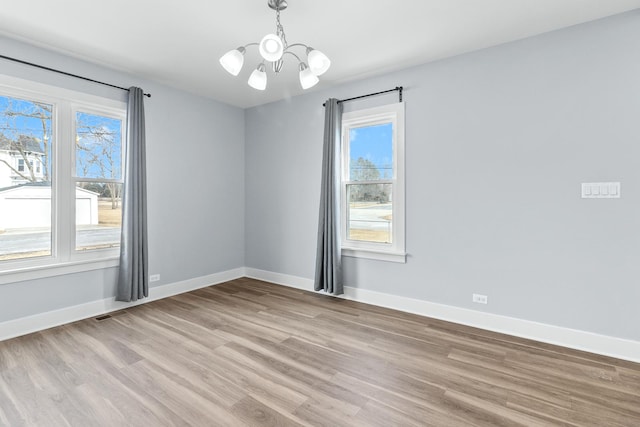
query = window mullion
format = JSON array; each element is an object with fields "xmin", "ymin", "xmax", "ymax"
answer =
[
  {"xmin": 74, "ymin": 177, "xmax": 123, "ymax": 184},
  {"xmin": 344, "ymin": 180, "xmax": 393, "ymax": 185},
  {"xmin": 55, "ymin": 101, "xmax": 74, "ymax": 261}
]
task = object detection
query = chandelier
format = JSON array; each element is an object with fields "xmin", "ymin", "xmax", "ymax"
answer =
[{"xmin": 219, "ymin": 0, "xmax": 331, "ymax": 91}]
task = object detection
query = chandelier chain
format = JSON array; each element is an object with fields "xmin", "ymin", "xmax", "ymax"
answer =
[{"xmin": 275, "ymin": 7, "xmax": 288, "ymax": 49}]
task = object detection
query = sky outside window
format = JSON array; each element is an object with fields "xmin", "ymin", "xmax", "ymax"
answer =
[{"xmin": 349, "ymin": 122, "xmax": 393, "ymax": 180}]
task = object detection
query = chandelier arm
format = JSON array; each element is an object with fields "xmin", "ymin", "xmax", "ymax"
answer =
[
  {"xmin": 284, "ymin": 43, "xmax": 309, "ymax": 51},
  {"xmin": 282, "ymin": 51, "xmax": 302, "ymax": 62}
]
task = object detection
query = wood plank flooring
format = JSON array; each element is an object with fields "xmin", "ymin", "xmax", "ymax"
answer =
[{"xmin": 0, "ymin": 277, "xmax": 639, "ymax": 426}]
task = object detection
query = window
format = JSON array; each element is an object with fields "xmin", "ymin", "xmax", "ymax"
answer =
[
  {"xmin": 74, "ymin": 111, "xmax": 123, "ymax": 251},
  {"xmin": 0, "ymin": 75, "xmax": 126, "ymax": 282},
  {"xmin": 341, "ymin": 102, "xmax": 405, "ymax": 263}
]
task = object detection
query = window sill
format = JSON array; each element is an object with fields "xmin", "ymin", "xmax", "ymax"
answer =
[
  {"xmin": 342, "ymin": 248, "xmax": 406, "ymax": 263},
  {"xmin": 0, "ymin": 257, "xmax": 119, "ymax": 285}
]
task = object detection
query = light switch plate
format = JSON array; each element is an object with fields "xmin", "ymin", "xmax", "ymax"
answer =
[{"xmin": 582, "ymin": 182, "xmax": 620, "ymax": 199}]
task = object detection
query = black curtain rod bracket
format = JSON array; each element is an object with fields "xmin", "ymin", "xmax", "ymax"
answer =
[
  {"xmin": 0, "ymin": 54, "xmax": 151, "ymax": 98},
  {"xmin": 323, "ymin": 86, "xmax": 403, "ymax": 107}
]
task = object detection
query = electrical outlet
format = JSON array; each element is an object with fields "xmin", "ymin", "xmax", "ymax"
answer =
[
  {"xmin": 149, "ymin": 274, "xmax": 161, "ymax": 282},
  {"xmin": 472, "ymin": 293, "xmax": 488, "ymax": 304}
]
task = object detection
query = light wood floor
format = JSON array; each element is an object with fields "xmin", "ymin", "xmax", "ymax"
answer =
[{"xmin": 0, "ymin": 278, "xmax": 639, "ymax": 426}]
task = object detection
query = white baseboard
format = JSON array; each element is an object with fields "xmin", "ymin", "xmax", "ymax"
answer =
[
  {"xmin": 4, "ymin": 266, "xmax": 639, "ymax": 364},
  {"xmin": 0, "ymin": 267, "xmax": 245, "ymax": 342},
  {"xmin": 245, "ymin": 268, "xmax": 640, "ymax": 364}
]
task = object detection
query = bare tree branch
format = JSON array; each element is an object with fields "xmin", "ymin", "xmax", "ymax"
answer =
[{"xmin": 0, "ymin": 158, "xmax": 31, "ymax": 181}]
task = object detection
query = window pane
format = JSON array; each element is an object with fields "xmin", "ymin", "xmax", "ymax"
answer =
[
  {"xmin": 76, "ymin": 112, "xmax": 122, "ymax": 180},
  {"xmin": 75, "ymin": 182, "xmax": 121, "ymax": 251},
  {"xmin": 349, "ymin": 123, "xmax": 393, "ymax": 181},
  {"xmin": 0, "ymin": 95, "xmax": 53, "ymax": 260},
  {"xmin": 347, "ymin": 183, "xmax": 392, "ymax": 243}
]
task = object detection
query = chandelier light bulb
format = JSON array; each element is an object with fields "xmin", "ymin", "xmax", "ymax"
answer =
[
  {"xmin": 248, "ymin": 63, "xmax": 268, "ymax": 90},
  {"xmin": 265, "ymin": 40, "xmax": 279, "ymax": 53},
  {"xmin": 306, "ymin": 48, "xmax": 331, "ymax": 76},
  {"xmin": 259, "ymin": 34, "xmax": 284, "ymax": 62},
  {"xmin": 219, "ymin": 47, "xmax": 245, "ymax": 76},
  {"xmin": 299, "ymin": 63, "xmax": 319, "ymax": 90}
]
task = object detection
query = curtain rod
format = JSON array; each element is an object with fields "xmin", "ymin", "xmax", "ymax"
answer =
[
  {"xmin": 323, "ymin": 86, "xmax": 402, "ymax": 107},
  {"xmin": 0, "ymin": 54, "xmax": 151, "ymax": 98}
]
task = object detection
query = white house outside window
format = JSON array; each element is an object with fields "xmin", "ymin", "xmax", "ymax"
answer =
[
  {"xmin": 341, "ymin": 102, "xmax": 406, "ymax": 263},
  {"xmin": 0, "ymin": 75, "xmax": 126, "ymax": 283}
]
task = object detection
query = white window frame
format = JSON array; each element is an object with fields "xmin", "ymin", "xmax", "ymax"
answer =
[
  {"xmin": 0, "ymin": 75, "xmax": 126, "ymax": 284},
  {"xmin": 72, "ymin": 104, "xmax": 126, "ymax": 253},
  {"xmin": 341, "ymin": 102, "xmax": 406, "ymax": 263}
]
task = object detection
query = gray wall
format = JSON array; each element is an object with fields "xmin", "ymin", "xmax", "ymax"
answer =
[
  {"xmin": 245, "ymin": 10, "xmax": 640, "ymax": 341},
  {"xmin": 0, "ymin": 36, "xmax": 245, "ymax": 323},
  {"xmin": 2, "ymin": 10, "xmax": 638, "ymax": 343}
]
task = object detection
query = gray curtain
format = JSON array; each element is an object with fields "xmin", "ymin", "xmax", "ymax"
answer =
[
  {"xmin": 116, "ymin": 87, "xmax": 148, "ymax": 302},
  {"xmin": 314, "ymin": 98, "xmax": 343, "ymax": 295}
]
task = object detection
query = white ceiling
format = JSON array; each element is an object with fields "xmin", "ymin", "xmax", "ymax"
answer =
[{"xmin": 1, "ymin": 1, "xmax": 639, "ymax": 108}]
